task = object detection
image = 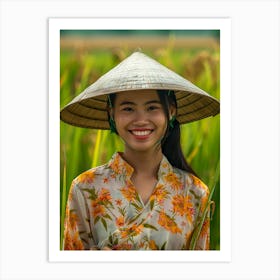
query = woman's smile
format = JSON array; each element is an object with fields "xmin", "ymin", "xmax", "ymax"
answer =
[{"xmin": 129, "ymin": 128, "xmax": 154, "ymax": 138}]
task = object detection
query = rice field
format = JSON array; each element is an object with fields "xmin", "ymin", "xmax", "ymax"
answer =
[{"xmin": 60, "ymin": 33, "xmax": 220, "ymax": 250}]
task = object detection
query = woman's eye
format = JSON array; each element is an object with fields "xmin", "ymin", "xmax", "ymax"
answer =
[
  {"xmin": 122, "ymin": 107, "xmax": 133, "ymax": 112},
  {"xmin": 148, "ymin": 105, "xmax": 160, "ymax": 111}
]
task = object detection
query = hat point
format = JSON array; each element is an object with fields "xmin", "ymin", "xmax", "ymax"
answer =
[{"xmin": 134, "ymin": 47, "xmax": 143, "ymax": 53}]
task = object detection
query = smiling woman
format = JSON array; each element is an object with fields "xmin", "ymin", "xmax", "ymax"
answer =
[
  {"xmin": 60, "ymin": 51, "xmax": 220, "ymax": 250},
  {"xmin": 111, "ymin": 90, "xmax": 170, "ymax": 153}
]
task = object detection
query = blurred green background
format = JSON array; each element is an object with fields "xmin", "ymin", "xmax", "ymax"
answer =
[{"xmin": 60, "ymin": 30, "xmax": 220, "ymax": 250}]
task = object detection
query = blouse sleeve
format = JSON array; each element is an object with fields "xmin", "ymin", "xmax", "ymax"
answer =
[
  {"xmin": 63, "ymin": 181, "xmax": 94, "ymax": 250},
  {"xmin": 194, "ymin": 188, "xmax": 210, "ymax": 250}
]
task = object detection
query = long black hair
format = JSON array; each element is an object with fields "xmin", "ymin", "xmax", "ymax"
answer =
[
  {"xmin": 157, "ymin": 90, "xmax": 199, "ymax": 177},
  {"xmin": 107, "ymin": 90, "xmax": 198, "ymax": 177}
]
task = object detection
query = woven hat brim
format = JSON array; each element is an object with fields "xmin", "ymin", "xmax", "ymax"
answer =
[
  {"xmin": 60, "ymin": 88, "xmax": 219, "ymax": 129},
  {"xmin": 60, "ymin": 52, "xmax": 220, "ymax": 129}
]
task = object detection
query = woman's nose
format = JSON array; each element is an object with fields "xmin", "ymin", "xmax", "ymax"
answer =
[{"xmin": 132, "ymin": 110, "xmax": 149, "ymax": 125}]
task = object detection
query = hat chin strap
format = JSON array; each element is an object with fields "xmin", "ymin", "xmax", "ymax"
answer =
[{"xmin": 109, "ymin": 117, "xmax": 118, "ymax": 134}]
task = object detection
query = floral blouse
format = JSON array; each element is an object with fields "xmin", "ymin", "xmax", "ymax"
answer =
[{"xmin": 63, "ymin": 152, "xmax": 210, "ymax": 250}]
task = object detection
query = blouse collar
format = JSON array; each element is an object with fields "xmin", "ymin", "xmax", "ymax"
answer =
[{"xmin": 108, "ymin": 152, "xmax": 173, "ymax": 179}]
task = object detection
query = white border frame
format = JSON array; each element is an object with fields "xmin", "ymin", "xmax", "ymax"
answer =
[{"xmin": 49, "ymin": 18, "xmax": 231, "ymax": 262}]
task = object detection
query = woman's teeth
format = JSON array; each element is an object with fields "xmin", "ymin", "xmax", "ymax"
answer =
[{"xmin": 131, "ymin": 130, "xmax": 151, "ymax": 136}]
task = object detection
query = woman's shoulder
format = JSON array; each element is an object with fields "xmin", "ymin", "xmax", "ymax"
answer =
[
  {"xmin": 174, "ymin": 167, "xmax": 209, "ymax": 197},
  {"xmin": 72, "ymin": 162, "xmax": 112, "ymax": 188}
]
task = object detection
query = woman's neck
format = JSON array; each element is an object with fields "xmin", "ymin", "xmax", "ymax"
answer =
[{"xmin": 121, "ymin": 148, "xmax": 163, "ymax": 178}]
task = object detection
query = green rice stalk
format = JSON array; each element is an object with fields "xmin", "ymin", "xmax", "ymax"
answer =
[
  {"xmin": 189, "ymin": 160, "xmax": 220, "ymax": 250},
  {"xmin": 92, "ymin": 129, "xmax": 102, "ymax": 167},
  {"xmin": 60, "ymin": 148, "xmax": 67, "ymax": 249}
]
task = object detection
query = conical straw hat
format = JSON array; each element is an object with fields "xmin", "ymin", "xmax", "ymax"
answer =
[{"xmin": 60, "ymin": 51, "xmax": 220, "ymax": 129}]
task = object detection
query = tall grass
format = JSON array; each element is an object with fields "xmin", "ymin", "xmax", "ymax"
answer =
[{"xmin": 60, "ymin": 42, "xmax": 220, "ymax": 250}]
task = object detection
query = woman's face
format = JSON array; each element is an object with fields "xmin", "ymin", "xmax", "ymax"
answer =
[{"xmin": 112, "ymin": 89, "xmax": 175, "ymax": 154}]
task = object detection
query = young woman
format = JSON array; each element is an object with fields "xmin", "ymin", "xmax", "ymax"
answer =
[{"xmin": 60, "ymin": 51, "xmax": 220, "ymax": 250}]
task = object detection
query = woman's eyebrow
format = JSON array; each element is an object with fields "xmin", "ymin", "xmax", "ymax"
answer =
[
  {"xmin": 145, "ymin": 100, "xmax": 161, "ymax": 105},
  {"xmin": 119, "ymin": 101, "xmax": 135, "ymax": 106}
]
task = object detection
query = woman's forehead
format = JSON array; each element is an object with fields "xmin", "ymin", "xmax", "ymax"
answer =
[{"xmin": 114, "ymin": 90, "xmax": 160, "ymax": 104}]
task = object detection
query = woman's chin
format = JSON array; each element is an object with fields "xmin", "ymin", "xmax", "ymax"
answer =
[{"xmin": 124, "ymin": 141, "xmax": 162, "ymax": 154}]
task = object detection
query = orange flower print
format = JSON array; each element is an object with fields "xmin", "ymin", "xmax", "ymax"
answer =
[
  {"xmin": 67, "ymin": 183, "xmax": 75, "ymax": 202},
  {"xmin": 194, "ymin": 218, "xmax": 210, "ymax": 250},
  {"xmin": 112, "ymin": 243, "xmax": 133, "ymax": 250},
  {"xmin": 98, "ymin": 188, "xmax": 112, "ymax": 202},
  {"xmin": 68, "ymin": 209, "xmax": 79, "ymax": 230},
  {"xmin": 122, "ymin": 163, "xmax": 133, "ymax": 177},
  {"xmin": 78, "ymin": 170, "xmax": 95, "ymax": 184},
  {"xmin": 185, "ymin": 231, "xmax": 192, "ymax": 240},
  {"xmin": 91, "ymin": 200, "xmax": 106, "ymax": 217},
  {"xmin": 184, "ymin": 230, "xmax": 192, "ymax": 247},
  {"xmin": 110, "ymin": 153, "xmax": 134, "ymax": 176},
  {"xmin": 120, "ymin": 229, "xmax": 129, "ymax": 239},
  {"xmin": 164, "ymin": 173, "xmax": 182, "ymax": 191},
  {"xmin": 109, "ymin": 155, "xmax": 121, "ymax": 174},
  {"xmin": 133, "ymin": 224, "xmax": 144, "ymax": 235},
  {"xmin": 189, "ymin": 174, "xmax": 208, "ymax": 193},
  {"xmin": 185, "ymin": 195, "xmax": 195, "ymax": 223},
  {"xmin": 120, "ymin": 184, "xmax": 137, "ymax": 202},
  {"xmin": 171, "ymin": 194, "xmax": 195, "ymax": 222},
  {"xmin": 63, "ymin": 231, "xmax": 73, "ymax": 250},
  {"xmin": 139, "ymin": 241, "xmax": 146, "ymax": 249},
  {"xmin": 103, "ymin": 177, "xmax": 109, "ymax": 184},
  {"xmin": 116, "ymin": 216, "xmax": 125, "ymax": 227},
  {"xmin": 120, "ymin": 224, "xmax": 143, "ymax": 239},
  {"xmin": 200, "ymin": 218, "xmax": 210, "ymax": 237},
  {"xmin": 64, "ymin": 231, "xmax": 84, "ymax": 250},
  {"xmin": 151, "ymin": 184, "xmax": 169, "ymax": 204},
  {"xmin": 149, "ymin": 240, "xmax": 158, "ymax": 250},
  {"xmin": 200, "ymin": 194, "xmax": 209, "ymax": 212},
  {"xmin": 172, "ymin": 194, "xmax": 185, "ymax": 216},
  {"xmin": 72, "ymin": 231, "xmax": 84, "ymax": 250},
  {"xmin": 158, "ymin": 211, "xmax": 182, "ymax": 234},
  {"xmin": 115, "ymin": 199, "xmax": 122, "ymax": 206}
]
